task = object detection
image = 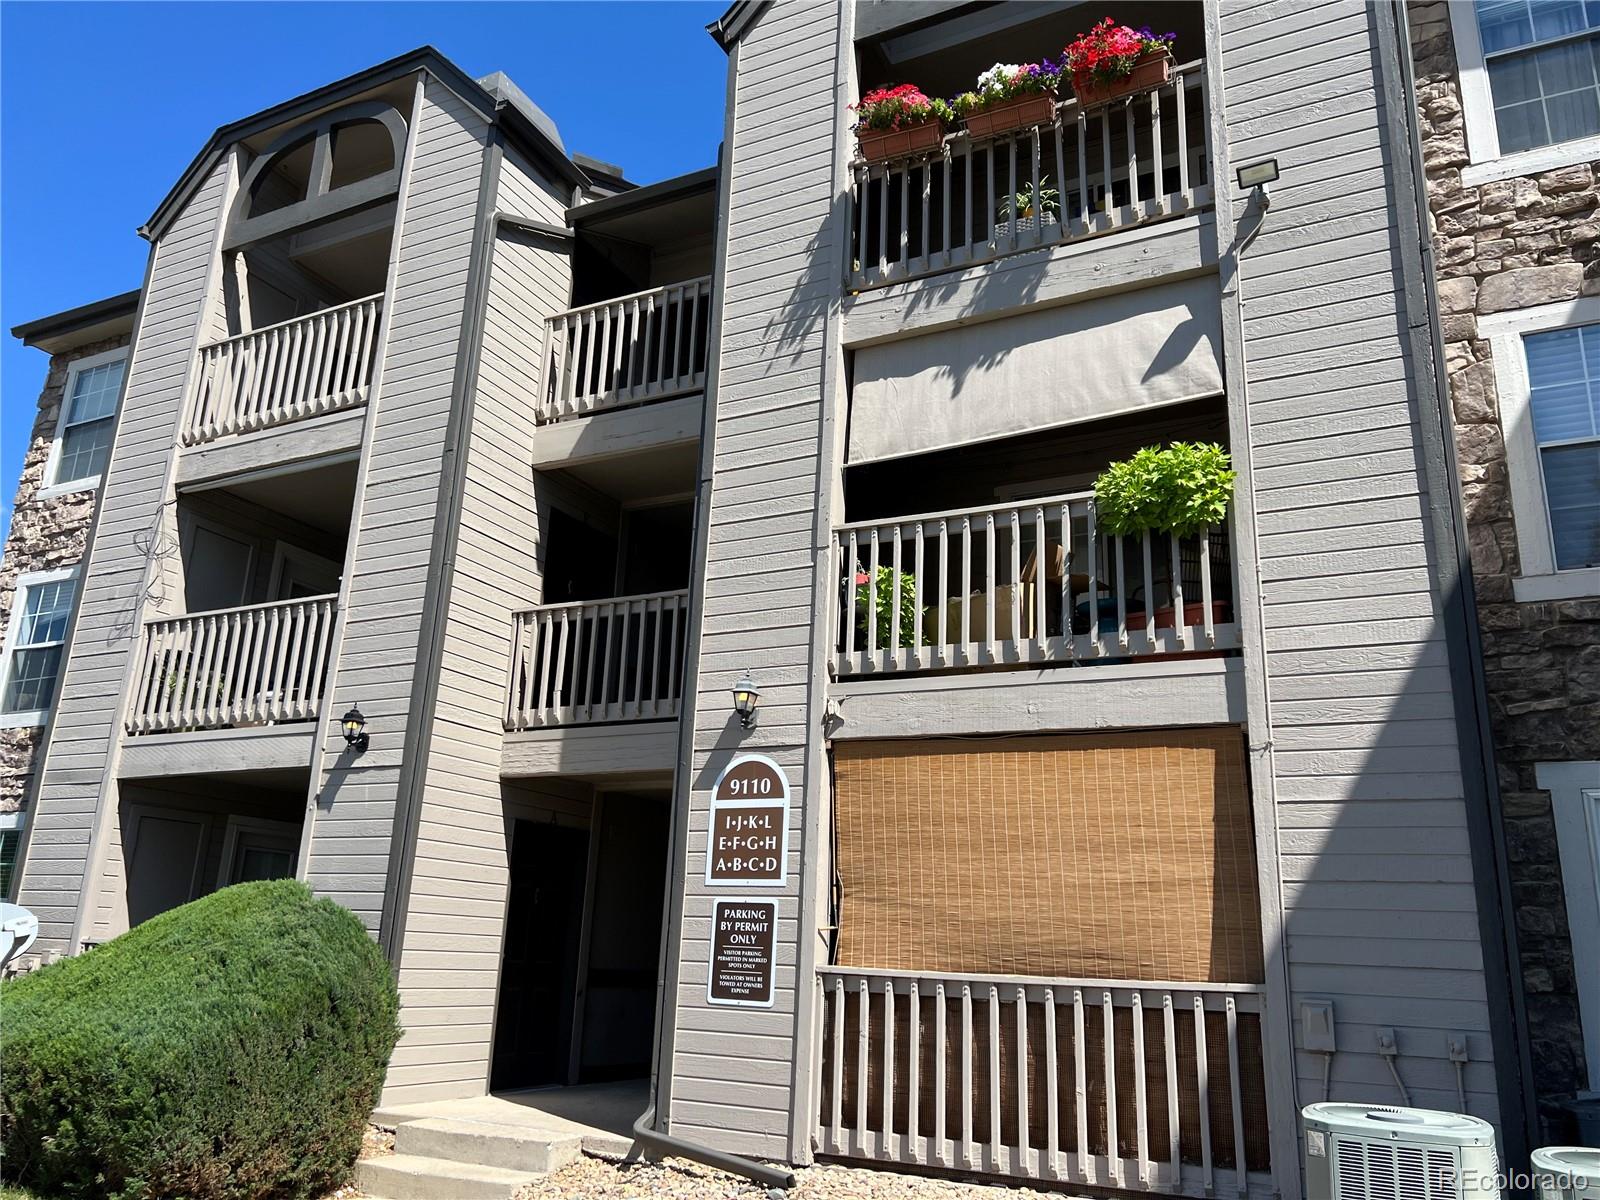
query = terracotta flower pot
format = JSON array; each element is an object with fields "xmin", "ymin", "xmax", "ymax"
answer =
[
  {"xmin": 856, "ymin": 119, "xmax": 946, "ymax": 163},
  {"xmin": 962, "ymin": 91, "xmax": 1059, "ymax": 139},
  {"xmin": 1072, "ymin": 49, "xmax": 1172, "ymax": 108},
  {"xmin": 1153, "ymin": 600, "xmax": 1230, "ymax": 630}
]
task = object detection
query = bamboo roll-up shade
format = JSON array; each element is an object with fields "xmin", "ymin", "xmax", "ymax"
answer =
[{"xmin": 832, "ymin": 729, "xmax": 1263, "ymax": 984}]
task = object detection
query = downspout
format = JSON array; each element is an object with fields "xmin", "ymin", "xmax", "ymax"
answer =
[
  {"xmin": 1379, "ymin": 0, "xmax": 1537, "ymax": 1160},
  {"xmin": 630, "ymin": 33, "xmax": 794, "ymax": 1196}
]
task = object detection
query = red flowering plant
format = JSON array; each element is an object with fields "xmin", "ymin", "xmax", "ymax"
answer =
[
  {"xmin": 850, "ymin": 84, "xmax": 954, "ymax": 131},
  {"xmin": 1064, "ymin": 18, "xmax": 1176, "ymax": 86}
]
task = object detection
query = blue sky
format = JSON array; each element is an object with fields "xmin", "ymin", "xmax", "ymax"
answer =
[{"xmin": 0, "ymin": 0, "xmax": 728, "ymax": 532}]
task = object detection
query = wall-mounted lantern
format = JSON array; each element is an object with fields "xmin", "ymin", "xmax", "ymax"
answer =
[
  {"xmin": 339, "ymin": 704, "xmax": 369, "ymax": 752},
  {"xmin": 731, "ymin": 672, "xmax": 760, "ymax": 729}
]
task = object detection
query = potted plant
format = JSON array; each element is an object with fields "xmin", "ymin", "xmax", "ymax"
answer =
[
  {"xmin": 1093, "ymin": 441, "xmax": 1235, "ymax": 630},
  {"xmin": 851, "ymin": 85, "xmax": 953, "ymax": 163},
  {"xmin": 1064, "ymin": 19, "xmax": 1176, "ymax": 108},
  {"xmin": 998, "ymin": 178, "xmax": 1061, "ymax": 236},
  {"xmin": 849, "ymin": 564, "xmax": 921, "ymax": 649},
  {"xmin": 952, "ymin": 59, "xmax": 1064, "ymax": 139}
]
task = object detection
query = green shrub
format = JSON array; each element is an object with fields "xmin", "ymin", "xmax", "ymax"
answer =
[
  {"xmin": 853, "ymin": 564, "xmax": 921, "ymax": 649},
  {"xmin": 1093, "ymin": 441, "xmax": 1236, "ymax": 538},
  {"xmin": 1, "ymin": 880, "xmax": 400, "ymax": 1200}
]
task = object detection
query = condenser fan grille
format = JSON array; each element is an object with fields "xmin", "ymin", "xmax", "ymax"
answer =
[{"xmin": 1334, "ymin": 1137, "xmax": 1462, "ymax": 1200}]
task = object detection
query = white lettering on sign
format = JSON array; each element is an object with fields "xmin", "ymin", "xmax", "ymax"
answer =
[
  {"xmin": 708, "ymin": 898, "xmax": 777, "ymax": 1007},
  {"xmin": 705, "ymin": 754, "xmax": 790, "ymax": 888}
]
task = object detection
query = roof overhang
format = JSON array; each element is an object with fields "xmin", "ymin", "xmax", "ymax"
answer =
[
  {"xmin": 567, "ymin": 166, "xmax": 718, "ymax": 226},
  {"xmin": 707, "ymin": 1, "xmax": 771, "ymax": 50},
  {"xmin": 11, "ymin": 290, "xmax": 141, "ymax": 354},
  {"xmin": 141, "ymin": 46, "xmax": 588, "ymax": 244}
]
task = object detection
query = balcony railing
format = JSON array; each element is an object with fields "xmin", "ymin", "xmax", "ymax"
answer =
[
  {"xmin": 848, "ymin": 61, "xmax": 1210, "ymax": 291},
  {"xmin": 182, "ymin": 294, "xmax": 382, "ymax": 446},
  {"xmin": 504, "ymin": 589, "xmax": 689, "ymax": 729},
  {"xmin": 126, "ymin": 595, "xmax": 338, "ymax": 734},
  {"xmin": 537, "ymin": 278, "xmax": 712, "ymax": 423},
  {"xmin": 834, "ymin": 491, "xmax": 1237, "ymax": 676},
  {"xmin": 816, "ymin": 966, "xmax": 1272, "ymax": 1197}
]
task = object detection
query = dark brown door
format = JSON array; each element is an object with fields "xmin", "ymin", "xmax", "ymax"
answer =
[{"xmin": 491, "ymin": 820, "xmax": 590, "ymax": 1091}]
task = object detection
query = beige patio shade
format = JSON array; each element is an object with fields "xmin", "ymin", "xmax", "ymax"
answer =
[{"xmin": 846, "ymin": 275, "xmax": 1224, "ymax": 464}]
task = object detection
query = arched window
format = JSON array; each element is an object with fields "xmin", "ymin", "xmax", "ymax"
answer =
[{"xmin": 225, "ymin": 99, "xmax": 407, "ymax": 251}]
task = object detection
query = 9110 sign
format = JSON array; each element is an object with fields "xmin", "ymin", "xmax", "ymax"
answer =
[{"xmin": 705, "ymin": 753, "xmax": 790, "ymax": 887}]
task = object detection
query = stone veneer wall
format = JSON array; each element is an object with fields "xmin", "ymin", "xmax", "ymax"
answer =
[
  {"xmin": 0, "ymin": 334, "xmax": 129, "ymax": 815},
  {"xmin": 1411, "ymin": 2, "xmax": 1600, "ymax": 1138}
]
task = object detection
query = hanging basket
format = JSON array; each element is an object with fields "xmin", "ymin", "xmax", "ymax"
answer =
[
  {"xmin": 961, "ymin": 91, "xmax": 1059, "ymax": 139},
  {"xmin": 1071, "ymin": 49, "xmax": 1172, "ymax": 108},
  {"xmin": 856, "ymin": 119, "xmax": 946, "ymax": 164}
]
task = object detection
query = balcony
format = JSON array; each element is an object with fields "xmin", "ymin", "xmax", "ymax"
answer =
[
  {"xmin": 182, "ymin": 294, "xmax": 382, "ymax": 446},
  {"xmin": 537, "ymin": 278, "xmax": 712, "ymax": 423},
  {"xmin": 504, "ymin": 589, "xmax": 689, "ymax": 729},
  {"xmin": 848, "ymin": 62, "xmax": 1211, "ymax": 292},
  {"xmin": 834, "ymin": 491, "xmax": 1236, "ymax": 677},
  {"xmin": 125, "ymin": 595, "xmax": 337, "ymax": 734},
  {"xmin": 815, "ymin": 966, "xmax": 1271, "ymax": 1196}
]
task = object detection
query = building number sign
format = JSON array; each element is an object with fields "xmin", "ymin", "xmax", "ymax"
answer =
[{"xmin": 705, "ymin": 753, "xmax": 789, "ymax": 888}]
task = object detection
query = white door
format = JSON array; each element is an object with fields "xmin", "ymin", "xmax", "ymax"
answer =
[{"xmin": 185, "ymin": 522, "xmax": 255, "ymax": 612}]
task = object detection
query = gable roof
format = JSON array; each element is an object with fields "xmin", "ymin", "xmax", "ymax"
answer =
[{"xmin": 141, "ymin": 46, "xmax": 588, "ymax": 243}]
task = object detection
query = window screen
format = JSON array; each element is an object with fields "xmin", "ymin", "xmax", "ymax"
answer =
[
  {"xmin": 1477, "ymin": 0, "xmax": 1600, "ymax": 153},
  {"xmin": 2, "ymin": 577, "xmax": 77, "ymax": 716},
  {"xmin": 1524, "ymin": 323, "xmax": 1600, "ymax": 569}
]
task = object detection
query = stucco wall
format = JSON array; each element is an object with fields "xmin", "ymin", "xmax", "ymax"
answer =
[
  {"xmin": 0, "ymin": 333, "xmax": 129, "ymax": 815},
  {"xmin": 1410, "ymin": 0, "xmax": 1600, "ymax": 1136}
]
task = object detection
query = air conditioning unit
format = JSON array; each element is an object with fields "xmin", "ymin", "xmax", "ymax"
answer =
[
  {"xmin": 1303, "ymin": 1102, "xmax": 1501, "ymax": 1200},
  {"xmin": 1532, "ymin": 1147, "xmax": 1600, "ymax": 1200}
]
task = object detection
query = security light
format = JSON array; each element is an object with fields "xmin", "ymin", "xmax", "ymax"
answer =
[{"xmin": 1236, "ymin": 159, "xmax": 1279, "ymax": 190}]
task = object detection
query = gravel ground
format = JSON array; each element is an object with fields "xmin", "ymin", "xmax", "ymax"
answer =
[{"xmin": 517, "ymin": 1152, "xmax": 1065, "ymax": 1200}]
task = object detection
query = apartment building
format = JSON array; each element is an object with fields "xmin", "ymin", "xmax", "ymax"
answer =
[
  {"xmin": 2, "ymin": 292, "xmax": 139, "ymax": 892},
  {"xmin": 5, "ymin": 3, "xmax": 1543, "ymax": 1196},
  {"xmin": 1409, "ymin": 0, "xmax": 1600, "ymax": 1144}
]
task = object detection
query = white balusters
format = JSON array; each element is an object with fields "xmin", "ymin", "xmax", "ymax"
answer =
[
  {"xmin": 126, "ymin": 595, "xmax": 337, "ymax": 734},
  {"xmin": 183, "ymin": 295, "xmax": 381, "ymax": 445},
  {"xmin": 815, "ymin": 967, "xmax": 1269, "ymax": 1195},
  {"xmin": 833, "ymin": 492, "xmax": 1237, "ymax": 676},
  {"xmin": 538, "ymin": 277, "xmax": 713, "ymax": 422},
  {"xmin": 847, "ymin": 60, "xmax": 1211, "ymax": 290},
  {"xmin": 504, "ymin": 589, "xmax": 689, "ymax": 729}
]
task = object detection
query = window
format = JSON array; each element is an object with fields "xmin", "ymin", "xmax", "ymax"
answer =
[
  {"xmin": 1481, "ymin": 298, "xmax": 1600, "ymax": 600},
  {"xmin": 0, "ymin": 814, "xmax": 22, "ymax": 899},
  {"xmin": 1535, "ymin": 761, "xmax": 1600, "ymax": 1088},
  {"xmin": 1453, "ymin": 2, "xmax": 1600, "ymax": 183},
  {"xmin": 44, "ymin": 348, "xmax": 125, "ymax": 493},
  {"xmin": 1523, "ymin": 324, "xmax": 1600, "ymax": 569},
  {"xmin": 0, "ymin": 569, "xmax": 78, "ymax": 727}
]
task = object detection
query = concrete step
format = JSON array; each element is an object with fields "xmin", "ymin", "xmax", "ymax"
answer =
[
  {"xmin": 355, "ymin": 1152, "xmax": 539, "ymax": 1200},
  {"xmin": 395, "ymin": 1115, "xmax": 584, "ymax": 1173}
]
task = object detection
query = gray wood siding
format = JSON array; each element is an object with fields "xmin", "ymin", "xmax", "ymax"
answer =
[
  {"xmin": 301, "ymin": 79, "xmax": 489, "ymax": 934},
  {"xmin": 1221, "ymin": 0, "xmax": 1501, "ymax": 1120},
  {"xmin": 386, "ymin": 146, "xmax": 574, "ymax": 1104},
  {"xmin": 15, "ymin": 157, "xmax": 232, "ymax": 953},
  {"xmin": 668, "ymin": 0, "xmax": 843, "ymax": 1159}
]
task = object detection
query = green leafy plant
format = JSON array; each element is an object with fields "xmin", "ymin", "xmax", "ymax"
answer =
[
  {"xmin": 1000, "ymin": 179, "xmax": 1061, "ymax": 222},
  {"xmin": 852, "ymin": 564, "xmax": 921, "ymax": 648},
  {"xmin": 1, "ymin": 880, "xmax": 401, "ymax": 1200},
  {"xmin": 1093, "ymin": 442, "xmax": 1236, "ymax": 538}
]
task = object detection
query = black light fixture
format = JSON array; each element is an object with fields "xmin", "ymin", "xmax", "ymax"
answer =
[
  {"xmin": 339, "ymin": 704, "xmax": 369, "ymax": 752},
  {"xmin": 1236, "ymin": 158, "xmax": 1279, "ymax": 207},
  {"xmin": 731, "ymin": 671, "xmax": 760, "ymax": 729}
]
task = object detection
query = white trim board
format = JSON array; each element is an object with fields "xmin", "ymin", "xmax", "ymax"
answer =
[
  {"xmin": 1478, "ymin": 297, "xmax": 1600, "ymax": 599},
  {"xmin": 1447, "ymin": 0, "xmax": 1600, "ymax": 186},
  {"xmin": 1535, "ymin": 761, "xmax": 1600, "ymax": 1085},
  {"xmin": 37, "ymin": 345, "xmax": 127, "ymax": 499}
]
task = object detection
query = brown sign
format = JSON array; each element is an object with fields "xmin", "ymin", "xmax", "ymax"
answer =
[
  {"xmin": 706, "ymin": 754, "xmax": 789, "ymax": 888},
  {"xmin": 707, "ymin": 898, "xmax": 777, "ymax": 1007}
]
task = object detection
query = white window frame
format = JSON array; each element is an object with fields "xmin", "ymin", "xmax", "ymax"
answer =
[
  {"xmin": 215, "ymin": 815, "xmax": 301, "ymax": 888},
  {"xmin": 0, "ymin": 566, "xmax": 80, "ymax": 729},
  {"xmin": 1479, "ymin": 297, "xmax": 1600, "ymax": 601},
  {"xmin": 37, "ymin": 346, "xmax": 127, "ymax": 499},
  {"xmin": 1535, "ymin": 761, "xmax": 1600, "ymax": 1085},
  {"xmin": 1450, "ymin": 0, "xmax": 1600, "ymax": 187}
]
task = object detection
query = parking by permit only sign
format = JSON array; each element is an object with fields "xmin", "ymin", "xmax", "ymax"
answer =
[
  {"xmin": 707, "ymin": 898, "xmax": 777, "ymax": 1007},
  {"xmin": 705, "ymin": 753, "xmax": 789, "ymax": 888}
]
